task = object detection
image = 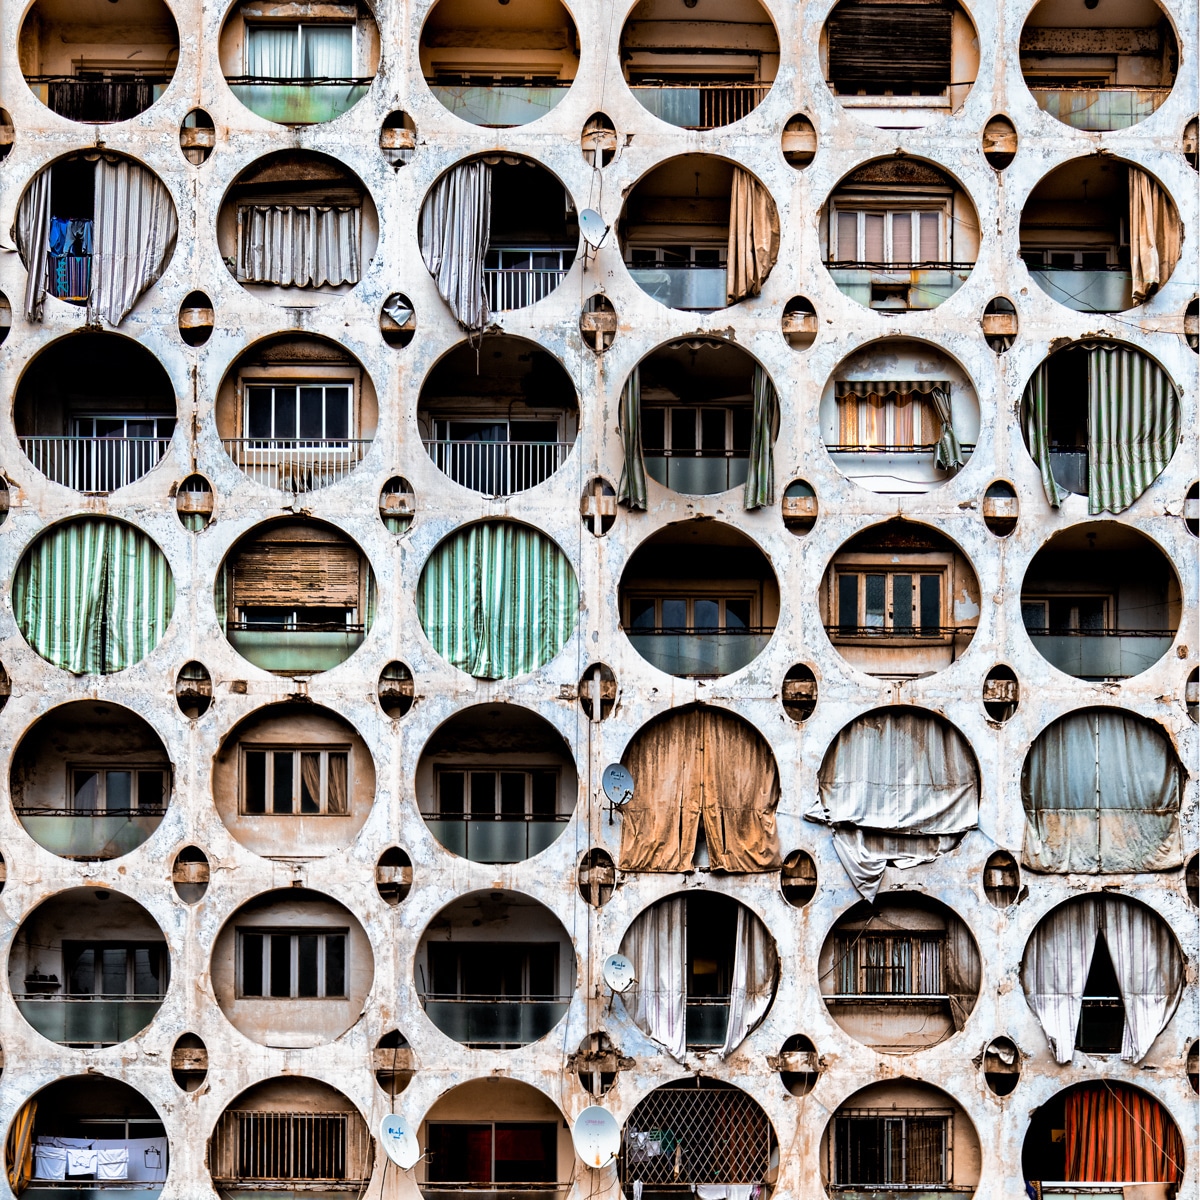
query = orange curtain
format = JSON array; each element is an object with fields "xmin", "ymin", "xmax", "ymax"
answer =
[
  {"xmin": 1065, "ymin": 1083, "xmax": 1183, "ymax": 1183},
  {"xmin": 6, "ymin": 1100, "xmax": 36, "ymax": 1194}
]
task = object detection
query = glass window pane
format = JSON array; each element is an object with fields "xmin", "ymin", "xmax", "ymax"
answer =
[
  {"xmin": 273, "ymin": 752, "xmax": 294, "ymax": 813},
  {"xmin": 325, "ymin": 935, "xmax": 346, "ymax": 997},
  {"xmin": 530, "ymin": 772, "xmax": 557, "ymax": 816},
  {"xmin": 1077, "ymin": 598, "xmax": 1106, "ymax": 631},
  {"xmin": 106, "ymin": 771, "xmax": 132, "ymax": 810},
  {"xmin": 731, "ymin": 408, "xmax": 752, "ymax": 452},
  {"xmin": 324, "ymin": 387, "xmax": 350, "ymax": 439},
  {"xmin": 661, "ymin": 598, "xmax": 687, "ymax": 628},
  {"xmin": 296, "ymin": 934, "xmax": 319, "ymax": 997},
  {"xmin": 700, "ymin": 408, "xmax": 727, "ymax": 451},
  {"xmin": 694, "ymin": 248, "xmax": 721, "ymax": 265},
  {"xmin": 273, "ymin": 387, "xmax": 298, "ymax": 440},
  {"xmin": 671, "ymin": 409, "xmax": 697, "ymax": 452},
  {"xmin": 301, "ymin": 24, "xmax": 352, "ymax": 77},
  {"xmin": 241, "ymin": 934, "xmax": 263, "ymax": 996},
  {"xmin": 68, "ymin": 948, "xmax": 96, "ymax": 995},
  {"xmin": 438, "ymin": 772, "xmax": 464, "ymax": 815},
  {"xmin": 244, "ymin": 752, "xmax": 266, "ymax": 813},
  {"xmin": 892, "ymin": 574, "xmax": 913, "ymax": 632},
  {"xmin": 839, "ymin": 575, "xmax": 859, "ymax": 633},
  {"xmin": 725, "ymin": 599, "xmax": 751, "ymax": 629},
  {"xmin": 269, "ymin": 935, "xmax": 292, "ymax": 997},
  {"xmin": 919, "ymin": 212, "xmax": 940, "ymax": 261},
  {"xmin": 509, "ymin": 421, "xmax": 557, "ymax": 443},
  {"xmin": 693, "ymin": 599, "xmax": 719, "ymax": 628},
  {"xmin": 470, "ymin": 772, "xmax": 496, "ymax": 817},
  {"xmin": 919, "ymin": 575, "xmax": 941, "ymax": 632},
  {"xmin": 73, "ymin": 771, "xmax": 101, "ymax": 812},
  {"xmin": 246, "ymin": 387, "xmax": 274, "ymax": 438},
  {"xmin": 499, "ymin": 773, "xmax": 526, "ymax": 817},
  {"xmin": 891, "ymin": 212, "xmax": 912, "ymax": 261},
  {"xmin": 494, "ymin": 1125, "xmax": 557, "ymax": 1183},
  {"xmin": 100, "ymin": 948, "xmax": 127, "ymax": 995},
  {"xmin": 247, "ymin": 26, "xmax": 298, "ymax": 77},
  {"xmin": 133, "ymin": 948, "xmax": 161, "ymax": 995},
  {"xmin": 837, "ymin": 211, "xmax": 858, "ymax": 259},
  {"xmin": 137, "ymin": 771, "xmax": 164, "ymax": 809},
  {"xmin": 527, "ymin": 946, "xmax": 556, "ymax": 996},
  {"xmin": 864, "ymin": 213, "xmax": 885, "ymax": 262},
  {"xmin": 299, "ymin": 753, "xmax": 321, "ymax": 814},
  {"xmin": 1021, "ymin": 601, "xmax": 1047, "ymax": 631},
  {"xmin": 298, "ymin": 387, "xmax": 324, "ymax": 440},
  {"xmin": 629, "ymin": 598, "xmax": 656, "ymax": 629},
  {"xmin": 865, "ymin": 575, "xmax": 886, "ymax": 627},
  {"xmin": 641, "ymin": 408, "xmax": 665, "ymax": 451}
]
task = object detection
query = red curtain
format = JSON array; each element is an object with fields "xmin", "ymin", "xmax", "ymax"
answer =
[{"xmin": 1065, "ymin": 1082, "xmax": 1183, "ymax": 1182}]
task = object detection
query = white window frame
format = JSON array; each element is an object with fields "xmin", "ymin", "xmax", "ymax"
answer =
[
  {"xmin": 244, "ymin": 23, "xmax": 357, "ymax": 80},
  {"xmin": 239, "ymin": 745, "xmax": 351, "ymax": 815},
  {"xmin": 627, "ymin": 244, "xmax": 728, "ymax": 267},
  {"xmin": 70, "ymin": 414, "xmax": 176, "ymax": 439},
  {"xmin": 832, "ymin": 207, "xmax": 946, "ymax": 264},
  {"xmin": 236, "ymin": 927, "xmax": 349, "ymax": 998},
  {"xmin": 240, "ymin": 378, "xmax": 356, "ymax": 442},
  {"xmin": 67, "ymin": 764, "xmax": 169, "ymax": 812}
]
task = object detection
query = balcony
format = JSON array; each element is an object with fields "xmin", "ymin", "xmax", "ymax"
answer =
[
  {"xmin": 26, "ymin": 76, "xmax": 169, "ymax": 122},
  {"xmin": 224, "ymin": 78, "xmax": 372, "ymax": 125},
  {"xmin": 14, "ymin": 809, "xmax": 167, "ymax": 860},
  {"xmin": 15, "ymin": 996, "xmax": 164, "ymax": 1046},
  {"xmin": 226, "ymin": 625, "xmax": 366, "ymax": 674},
  {"xmin": 421, "ymin": 816, "xmax": 569, "ymax": 863},
  {"xmin": 644, "ymin": 453, "xmax": 748, "ymax": 495},
  {"xmin": 423, "ymin": 440, "xmax": 573, "ymax": 497},
  {"xmin": 1028, "ymin": 86, "xmax": 1171, "ymax": 131},
  {"xmin": 628, "ymin": 264, "xmax": 727, "ymax": 311},
  {"xmin": 419, "ymin": 997, "xmax": 571, "ymax": 1047},
  {"xmin": 825, "ymin": 444, "xmax": 974, "ymax": 493},
  {"xmin": 1025, "ymin": 266, "xmax": 1133, "ymax": 313},
  {"xmin": 626, "ymin": 629, "xmax": 773, "ymax": 678},
  {"xmin": 427, "ymin": 82, "xmax": 569, "ymax": 127},
  {"xmin": 221, "ymin": 439, "xmax": 371, "ymax": 492},
  {"xmin": 629, "ymin": 83, "xmax": 770, "ymax": 129},
  {"xmin": 685, "ymin": 997, "xmax": 730, "ymax": 1047},
  {"xmin": 1026, "ymin": 631, "xmax": 1176, "ymax": 680},
  {"xmin": 20, "ymin": 436, "xmax": 170, "ymax": 493},
  {"xmin": 827, "ymin": 265, "xmax": 971, "ymax": 310},
  {"xmin": 483, "ymin": 266, "xmax": 569, "ymax": 312}
]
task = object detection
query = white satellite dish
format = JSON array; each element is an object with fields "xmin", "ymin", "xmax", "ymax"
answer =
[
  {"xmin": 602, "ymin": 764, "xmax": 634, "ymax": 809},
  {"xmin": 379, "ymin": 1113, "xmax": 421, "ymax": 1170},
  {"xmin": 572, "ymin": 1105, "xmax": 621, "ymax": 1169},
  {"xmin": 579, "ymin": 209, "xmax": 610, "ymax": 250},
  {"xmin": 602, "ymin": 953, "xmax": 636, "ymax": 994}
]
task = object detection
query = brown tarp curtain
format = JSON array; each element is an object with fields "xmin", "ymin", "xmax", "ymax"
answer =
[
  {"xmin": 1064, "ymin": 1083, "xmax": 1183, "ymax": 1184},
  {"xmin": 1128, "ymin": 168, "xmax": 1181, "ymax": 306},
  {"xmin": 619, "ymin": 707, "xmax": 781, "ymax": 872},
  {"xmin": 6, "ymin": 1100, "xmax": 35, "ymax": 1193},
  {"xmin": 727, "ymin": 168, "xmax": 779, "ymax": 305}
]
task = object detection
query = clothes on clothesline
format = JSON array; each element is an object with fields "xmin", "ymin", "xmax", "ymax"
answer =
[{"xmin": 32, "ymin": 1135, "xmax": 164, "ymax": 1182}]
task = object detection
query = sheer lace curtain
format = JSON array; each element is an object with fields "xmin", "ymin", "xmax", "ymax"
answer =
[
  {"xmin": 721, "ymin": 906, "xmax": 777, "ymax": 1058},
  {"xmin": 621, "ymin": 898, "xmax": 687, "ymax": 1060}
]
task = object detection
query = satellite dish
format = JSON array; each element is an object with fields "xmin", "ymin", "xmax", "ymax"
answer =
[
  {"xmin": 602, "ymin": 953, "xmax": 636, "ymax": 994},
  {"xmin": 602, "ymin": 764, "xmax": 634, "ymax": 809},
  {"xmin": 572, "ymin": 1105, "xmax": 621, "ymax": 1169},
  {"xmin": 579, "ymin": 209, "xmax": 610, "ymax": 250},
  {"xmin": 379, "ymin": 1113, "xmax": 421, "ymax": 1170}
]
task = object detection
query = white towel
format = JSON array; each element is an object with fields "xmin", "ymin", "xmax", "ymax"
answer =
[
  {"xmin": 66, "ymin": 1147, "xmax": 98, "ymax": 1175},
  {"xmin": 97, "ymin": 1147, "xmax": 129, "ymax": 1180},
  {"xmin": 33, "ymin": 1147, "xmax": 66, "ymax": 1180}
]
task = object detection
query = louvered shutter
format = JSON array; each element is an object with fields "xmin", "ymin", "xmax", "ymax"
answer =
[{"xmin": 828, "ymin": 0, "xmax": 952, "ymax": 93}]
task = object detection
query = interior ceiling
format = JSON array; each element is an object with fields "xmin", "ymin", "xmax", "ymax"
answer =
[
  {"xmin": 421, "ymin": 334, "xmax": 577, "ymax": 405},
  {"xmin": 1034, "ymin": 521, "xmax": 1168, "ymax": 556},
  {"xmin": 1026, "ymin": 0, "xmax": 1166, "ymax": 28},
  {"xmin": 423, "ymin": 703, "xmax": 570, "ymax": 757},
  {"xmin": 626, "ymin": 0, "xmax": 775, "ymax": 30},
  {"xmin": 423, "ymin": 0, "xmax": 573, "ymax": 36},
  {"xmin": 640, "ymin": 339, "xmax": 757, "ymax": 399},
  {"xmin": 634, "ymin": 154, "xmax": 735, "ymax": 198},
  {"xmin": 1027, "ymin": 156, "xmax": 1127, "ymax": 202},
  {"xmin": 27, "ymin": 0, "xmax": 178, "ymax": 33}
]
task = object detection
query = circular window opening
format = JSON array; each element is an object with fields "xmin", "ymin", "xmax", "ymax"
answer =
[
  {"xmin": 416, "ymin": 891, "xmax": 575, "ymax": 1047},
  {"xmin": 176, "ymin": 474, "xmax": 214, "ymax": 531},
  {"xmin": 983, "ymin": 115, "xmax": 1017, "ymax": 170},
  {"xmin": 983, "ymin": 665, "xmax": 1018, "ymax": 721},
  {"xmin": 576, "ymin": 1032, "xmax": 624, "ymax": 1096},
  {"xmin": 982, "ymin": 849, "xmax": 1020, "ymax": 908},
  {"xmin": 1021, "ymin": 524, "xmax": 1179, "ymax": 680},
  {"xmin": 179, "ymin": 290, "xmax": 214, "ymax": 346},
  {"xmin": 11, "ymin": 888, "xmax": 169, "ymax": 1045},
  {"xmin": 620, "ymin": 522, "xmax": 778, "ymax": 678},
  {"xmin": 382, "ymin": 293, "xmax": 415, "ymax": 347},
  {"xmin": 176, "ymin": 661, "xmax": 212, "ymax": 718},
  {"xmin": 578, "ymin": 848, "xmax": 616, "ymax": 906},
  {"xmin": 381, "ymin": 111, "xmax": 416, "ymax": 166},
  {"xmin": 780, "ymin": 849, "xmax": 817, "ymax": 905},
  {"xmin": 380, "ymin": 477, "xmax": 415, "ymax": 534},
  {"xmin": 581, "ymin": 295, "xmax": 616, "ymax": 353},
  {"xmin": 578, "ymin": 663, "xmax": 616, "ymax": 718},
  {"xmin": 621, "ymin": 156, "xmax": 778, "ymax": 311},
  {"xmin": 379, "ymin": 662, "xmax": 414, "ymax": 717},
  {"xmin": 982, "ymin": 480, "xmax": 1017, "ymax": 535},
  {"xmin": 582, "ymin": 113, "xmax": 616, "ymax": 167},
  {"xmin": 374, "ymin": 1031, "xmax": 414, "ymax": 1097},
  {"xmin": 983, "ymin": 297, "xmax": 1017, "ymax": 352},
  {"xmin": 419, "ymin": 336, "xmax": 577, "ymax": 494},
  {"xmin": 820, "ymin": 338, "xmax": 979, "ymax": 494},
  {"xmin": 173, "ymin": 846, "xmax": 209, "ymax": 902}
]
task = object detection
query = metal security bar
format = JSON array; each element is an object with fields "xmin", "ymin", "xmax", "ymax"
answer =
[
  {"xmin": 482, "ymin": 268, "xmax": 568, "ymax": 311},
  {"xmin": 833, "ymin": 1110, "xmax": 952, "ymax": 1188},
  {"xmin": 209, "ymin": 1110, "xmax": 372, "ymax": 1187},
  {"xmin": 222, "ymin": 439, "xmax": 371, "ymax": 492},
  {"xmin": 629, "ymin": 83, "xmax": 771, "ymax": 129},
  {"xmin": 423, "ymin": 440, "xmax": 572, "ymax": 496},
  {"xmin": 20, "ymin": 436, "xmax": 171, "ymax": 492},
  {"xmin": 28, "ymin": 76, "xmax": 168, "ymax": 122},
  {"xmin": 619, "ymin": 1082, "xmax": 775, "ymax": 1191}
]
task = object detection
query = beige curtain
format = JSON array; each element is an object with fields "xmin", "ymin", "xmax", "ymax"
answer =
[
  {"xmin": 1128, "ymin": 168, "xmax": 1181, "ymax": 305},
  {"xmin": 327, "ymin": 752, "xmax": 348, "ymax": 814},
  {"xmin": 720, "ymin": 905, "xmax": 778, "ymax": 1057},
  {"xmin": 700, "ymin": 708, "xmax": 781, "ymax": 871},
  {"xmin": 726, "ymin": 168, "xmax": 778, "ymax": 304}
]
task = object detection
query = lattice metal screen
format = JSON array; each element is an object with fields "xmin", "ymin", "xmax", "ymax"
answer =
[{"xmin": 620, "ymin": 1083, "xmax": 775, "ymax": 1192}]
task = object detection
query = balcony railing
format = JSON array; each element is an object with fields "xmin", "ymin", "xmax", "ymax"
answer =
[
  {"xmin": 1026, "ymin": 630, "xmax": 1176, "ymax": 679},
  {"xmin": 224, "ymin": 77, "xmax": 373, "ymax": 124},
  {"xmin": 628, "ymin": 82, "xmax": 771, "ymax": 129},
  {"xmin": 20, "ymin": 436, "xmax": 170, "ymax": 493},
  {"xmin": 422, "ymin": 815, "xmax": 569, "ymax": 863},
  {"xmin": 827, "ymin": 264, "xmax": 972, "ymax": 310},
  {"xmin": 27, "ymin": 76, "xmax": 169, "ymax": 122},
  {"xmin": 16, "ymin": 995, "xmax": 165, "ymax": 1045},
  {"xmin": 644, "ymin": 453, "xmax": 749, "ymax": 495},
  {"xmin": 827, "ymin": 625, "xmax": 967, "ymax": 642},
  {"xmin": 421, "ymin": 1187, "xmax": 571, "ymax": 1200},
  {"xmin": 1028, "ymin": 85, "xmax": 1172, "ymax": 131},
  {"xmin": 226, "ymin": 625, "xmax": 365, "ymax": 674},
  {"xmin": 483, "ymin": 267, "xmax": 569, "ymax": 311},
  {"xmin": 825, "ymin": 444, "xmax": 976, "ymax": 494},
  {"xmin": 628, "ymin": 264, "xmax": 728, "ymax": 311},
  {"xmin": 423, "ymin": 439, "xmax": 572, "ymax": 496},
  {"xmin": 1027, "ymin": 266, "xmax": 1133, "ymax": 313},
  {"xmin": 685, "ymin": 997, "xmax": 730, "ymax": 1046},
  {"xmin": 210, "ymin": 1110, "xmax": 372, "ymax": 1190},
  {"xmin": 428, "ymin": 82, "xmax": 570, "ymax": 127},
  {"xmin": 419, "ymin": 996, "xmax": 571, "ymax": 1047},
  {"xmin": 626, "ymin": 629, "xmax": 774, "ymax": 678},
  {"xmin": 221, "ymin": 439, "xmax": 370, "ymax": 492},
  {"xmin": 48, "ymin": 252, "xmax": 91, "ymax": 301},
  {"xmin": 15, "ymin": 808, "xmax": 167, "ymax": 860}
]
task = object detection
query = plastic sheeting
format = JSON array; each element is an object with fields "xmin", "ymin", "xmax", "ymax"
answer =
[
  {"xmin": 237, "ymin": 204, "xmax": 361, "ymax": 288},
  {"xmin": 1128, "ymin": 167, "xmax": 1182, "ymax": 306},
  {"xmin": 1021, "ymin": 894, "xmax": 1184, "ymax": 1064},
  {"xmin": 726, "ymin": 168, "xmax": 778, "ymax": 304},
  {"xmin": 420, "ymin": 160, "xmax": 492, "ymax": 331},
  {"xmin": 809, "ymin": 710, "xmax": 979, "ymax": 900},
  {"xmin": 1021, "ymin": 709, "xmax": 1182, "ymax": 874}
]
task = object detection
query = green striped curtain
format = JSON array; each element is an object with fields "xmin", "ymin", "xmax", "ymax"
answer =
[
  {"xmin": 1022, "ymin": 361, "xmax": 1068, "ymax": 509},
  {"xmin": 1088, "ymin": 345, "xmax": 1180, "ymax": 515},
  {"xmin": 617, "ymin": 368, "xmax": 647, "ymax": 511},
  {"xmin": 418, "ymin": 521, "xmax": 579, "ymax": 679},
  {"xmin": 12, "ymin": 518, "xmax": 174, "ymax": 674},
  {"xmin": 743, "ymin": 364, "xmax": 778, "ymax": 509}
]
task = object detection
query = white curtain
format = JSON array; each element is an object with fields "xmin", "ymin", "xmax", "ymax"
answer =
[
  {"xmin": 90, "ymin": 157, "xmax": 178, "ymax": 326},
  {"xmin": 419, "ymin": 160, "xmax": 491, "ymax": 331},
  {"xmin": 620, "ymin": 897, "xmax": 686, "ymax": 1060},
  {"xmin": 237, "ymin": 204, "xmax": 361, "ymax": 287},
  {"xmin": 720, "ymin": 905, "xmax": 777, "ymax": 1058},
  {"xmin": 247, "ymin": 27, "xmax": 298, "ymax": 76},
  {"xmin": 15, "ymin": 167, "xmax": 52, "ymax": 321},
  {"xmin": 303, "ymin": 26, "xmax": 352, "ymax": 77}
]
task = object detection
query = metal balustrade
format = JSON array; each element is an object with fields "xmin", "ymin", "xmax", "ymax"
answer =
[
  {"xmin": 418, "ymin": 996, "xmax": 571, "ymax": 1047},
  {"xmin": 1028, "ymin": 86, "xmax": 1171, "ymax": 131},
  {"xmin": 644, "ymin": 453, "xmax": 749, "ymax": 495},
  {"xmin": 629, "ymin": 83, "xmax": 771, "ymax": 129},
  {"xmin": 20, "ymin": 436, "xmax": 171, "ymax": 493},
  {"xmin": 27, "ymin": 76, "xmax": 168, "ymax": 122},
  {"xmin": 421, "ymin": 815, "xmax": 568, "ymax": 863},
  {"xmin": 483, "ymin": 267, "xmax": 568, "ymax": 311},
  {"xmin": 221, "ymin": 439, "xmax": 371, "ymax": 492},
  {"xmin": 1026, "ymin": 630, "xmax": 1176, "ymax": 679},
  {"xmin": 423, "ymin": 439, "xmax": 572, "ymax": 496},
  {"xmin": 224, "ymin": 78, "xmax": 373, "ymax": 124},
  {"xmin": 209, "ymin": 1110, "xmax": 372, "ymax": 1187},
  {"xmin": 15, "ymin": 808, "xmax": 167, "ymax": 860},
  {"xmin": 15, "ymin": 995, "xmax": 166, "ymax": 1045}
]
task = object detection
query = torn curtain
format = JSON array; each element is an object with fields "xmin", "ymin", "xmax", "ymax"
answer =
[
  {"xmin": 237, "ymin": 204, "xmax": 361, "ymax": 288},
  {"xmin": 726, "ymin": 168, "xmax": 778, "ymax": 304},
  {"xmin": 743, "ymin": 365, "xmax": 778, "ymax": 509},
  {"xmin": 721, "ymin": 904, "xmax": 778, "ymax": 1057},
  {"xmin": 621, "ymin": 896, "xmax": 687, "ymax": 1059},
  {"xmin": 1022, "ymin": 360, "xmax": 1069, "ymax": 508},
  {"xmin": 619, "ymin": 707, "xmax": 781, "ymax": 873},
  {"xmin": 1021, "ymin": 708, "xmax": 1182, "ymax": 874},
  {"xmin": 1064, "ymin": 1083, "xmax": 1183, "ymax": 1183},
  {"xmin": 1128, "ymin": 168, "xmax": 1181, "ymax": 306},
  {"xmin": 15, "ymin": 168, "xmax": 51, "ymax": 321},
  {"xmin": 416, "ymin": 520, "xmax": 579, "ymax": 679},
  {"xmin": 1021, "ymin": 894, "xmax": 1183, "ymax": 1065},
  {"xmin": 809, "ymin": 710, "xmax": 978, "ymax": 900},
  {"xmin": 90, "ymin": 157, "xmax": 179, "ymax": 325},
  {"xmin": 419, "ymin": 160, "xmax": 491, "ymax": 331},
  {"xmin": 618, "ymin": 367, "xmax": 647, "ymax": 510}
]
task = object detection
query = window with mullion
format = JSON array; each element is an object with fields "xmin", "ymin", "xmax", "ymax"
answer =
[
  {"xmin": 246, "ymin": 24, "xmax": 353, "ymax": 80},
  {"xmin": 836, "ymin": 570, "xmax": 942, "ymax": 636},
  {"xmin": 64, "ymin": 942, "xmax": 168, "ymax": 997},
  {"xmin": 69, "ymin": 766, "xmax": 166, "ymax": 813},
  {"xmin": 241, "ymin": 747, "xmax": 350, "ymax": 815},
  {"xmin": 834, "ymin": 208, "xmax": 943, "ymax": 264},
  {"xmin": 426, "ymin": 943, "xmax": 558, "ymax": 1000},
  {"xmin": 433, "ymin": 768, "xmax": 559, "ymax": 819},
  {"xmin": 642, "ymin": 406, "xmax": 752, "ymax": 455},
  {"xmin": 426, "ymin": 1122, "xmax": 558, "ymax": 1186},
  {"xmin": 238, "ymin": 929, "xmax": 347, "ymax": 998},
  {"xmin": 836, "ymin": 935, "xmax": 943, "ymax": 996},
  {"xmin": 244, "ymin": 383, "xmax": 352, "ymax": 442},
  {"xmin": 627, "ymin": 595, "xmax": 754, "ymax": 633},
  {"xmin": 835, "ymin": 1113, "xmax": 949, "ymax": 1187}
]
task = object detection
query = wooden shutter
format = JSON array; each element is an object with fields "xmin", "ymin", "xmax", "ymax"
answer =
[
  {"xmin": 232, "ymin": 532, "xmax": 361, "ymax": 608},
  {"xmin": 828, "ymin": 0, "xmax": 952, "ymax": 93}
]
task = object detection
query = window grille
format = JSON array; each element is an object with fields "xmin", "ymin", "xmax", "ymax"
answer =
[
  {"xmin": 835, "ymin": 571, "xmax": 944, "ymax": 638},
  {"xmin": 209, "ymin": 1109, "xmax": 372, "ymax": 1186},
  {"xmin": 835, "ymin": 935, "xmax": 944, "ymax": 996},
  {"xmin": 833, "ymin": 1111, "xmax": 951, "ymax": 1188}
]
